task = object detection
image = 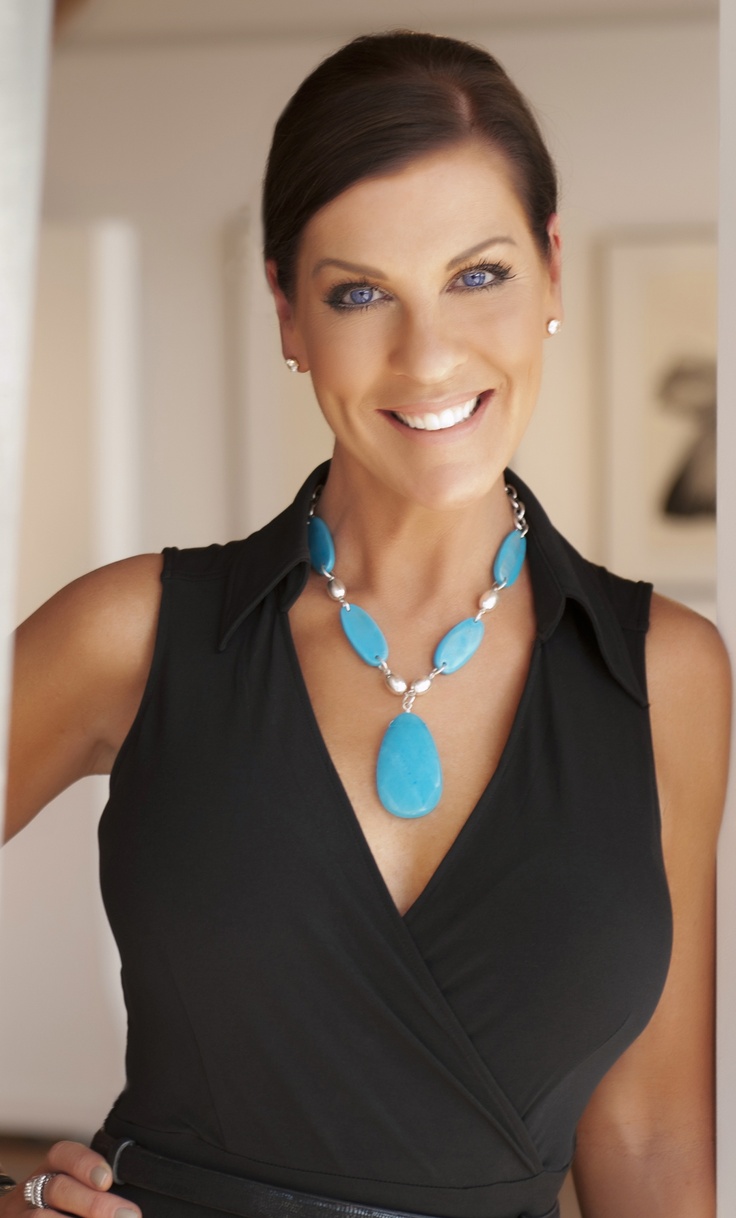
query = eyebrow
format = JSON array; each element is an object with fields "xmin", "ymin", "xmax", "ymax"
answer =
[
  {"xmin": 447, "ymin": 236, "xmax": 517, "ymax": 269},
  {"xmin": 311, "ymin": 236, "xmax": 517, "ymax": 280}
]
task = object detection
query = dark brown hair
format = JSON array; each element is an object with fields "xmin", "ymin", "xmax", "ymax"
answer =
[{"xmin": 262, "ymin": 30, "xmax": 558, "ymax": 299}]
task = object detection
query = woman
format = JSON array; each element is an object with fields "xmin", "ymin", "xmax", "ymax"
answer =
[{"xmin": 0, "ymin": 29, "xmax": 729, "ymax": 1218}]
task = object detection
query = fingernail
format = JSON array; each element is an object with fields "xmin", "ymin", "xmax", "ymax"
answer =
[
  {"xmin": 115, "ymin": 1209, "xmax": 139, "ymax": 1218},
  {"xmin": 91, "ymin": 1166, "xmax": 111, "ymax": 1188}
]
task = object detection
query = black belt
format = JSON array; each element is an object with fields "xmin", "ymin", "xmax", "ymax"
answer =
[{"xmin": 91, "ymin": 1131, "xmax": 559, "ymax": 1218}]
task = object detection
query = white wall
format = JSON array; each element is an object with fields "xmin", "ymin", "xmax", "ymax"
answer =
[
  {"xmin": 717, "ymin": 0, "xmax": 736, "ymax": 1211},
  {"xmin": 0, "ymin": 225, "xmax": 138, "ymax": 1133},
  {"xmin": 40, "ymin": 19, "xmax": 718, "ymax": 554},
  {"xmin": 0, "ymin": 10, "xmax": 718, "ymax": 1179},
  {"xmin": 0, "ymin": 0, "xmax": 52, "ymax": 881}
]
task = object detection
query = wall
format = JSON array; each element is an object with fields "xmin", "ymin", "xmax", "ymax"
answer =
[
  {"xmin": 0, "ymin": 1, "xmax": 52, "ymax": 895},
  {"xmin": 0, "ymin": 223, "xmax": 138, "ymax": 1131},
  {"xmin": 0, "ymin": 8, "xmax": 718, "ymax": 1167},
  {"xmin": 40, "ymin": 19, "xmax": 718, "ymax": 555},
  {"xmin": 718, "ymin": 0, "xmax": 736, "ymax": 1211}
]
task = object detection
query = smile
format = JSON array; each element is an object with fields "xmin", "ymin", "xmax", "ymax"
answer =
[{"xmin": 391, "ymin": 395, "xmax": 482, "ymax": 432}]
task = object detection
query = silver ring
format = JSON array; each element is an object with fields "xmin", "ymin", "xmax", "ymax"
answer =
[{"xmin": 23, "ymin": 1172, "xmax": 57, "ymax": 1209}]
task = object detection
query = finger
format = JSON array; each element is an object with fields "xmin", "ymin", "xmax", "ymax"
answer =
[
  {"xmin": 44, "ymin": 1172, "xmax": 140, "ymax": 1218},
  {"xmin": 44, "ymin": 1142, "xmax": 114, "ymax": 1191}
]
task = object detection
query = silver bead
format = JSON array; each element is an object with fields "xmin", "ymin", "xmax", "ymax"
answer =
[
  {"xmin": 326, "ymin": 576, "xmax": 346, "ymax": 600},
  {"xmin": 479, "ymin": 589, "xmax": 499, "ymax": 612},
  {"xmin": 385, "ymin": 672, "xmax": 408, "ymax": 695},
  {"xmin": 411, "ymin": 676, "xmax": 432, "ymax": 696}
]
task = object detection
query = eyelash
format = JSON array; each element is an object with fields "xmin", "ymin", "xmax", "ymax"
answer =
[{"xmin": 323, "ymin": 259, "xmax": 515, "ymax": 313}]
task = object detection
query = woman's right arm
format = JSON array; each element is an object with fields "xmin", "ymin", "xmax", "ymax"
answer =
[
  {"xmin": 4, "ymin": 552, "xmax": 163, "ymax": 843},
  {"xmin": 1, "ymin": 554, "xmax": 164, "ymax": 1216}
]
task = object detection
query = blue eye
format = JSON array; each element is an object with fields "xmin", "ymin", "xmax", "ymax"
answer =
[
  {"xmin": 462, "ymin": 269, "xmax": 492, "ymax": 288},
  {"xmin": 325, "ymin": 282, "xmax": 387, "ymax": 310},
  {"xmin": 452, "ymin": 262, "xmax": 513, "ymax": 292},
  {"xmin": 347, "ymin": 287, "xmax": 377, "ymax": 306}
]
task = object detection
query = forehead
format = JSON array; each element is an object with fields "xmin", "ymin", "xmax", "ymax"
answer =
[{"xmin": 299, "ymin": 141, "xmax": 533, "ymax": 271}]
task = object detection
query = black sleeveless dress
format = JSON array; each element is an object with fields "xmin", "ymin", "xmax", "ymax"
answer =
[{"xmin": 97, "ymin": 464, "xmax": 672, "ymax": 1218}]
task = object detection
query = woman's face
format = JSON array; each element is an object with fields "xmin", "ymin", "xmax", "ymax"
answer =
[{"xmin": 268, "ymin": 139, "xmax": 562, "ymax": 512}]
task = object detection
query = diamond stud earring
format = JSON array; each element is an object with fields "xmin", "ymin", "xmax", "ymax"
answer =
[
  {"xmin": 285, "ymin": 358, "xmax": 300, "ymax": 373},
  {"xmin": 546, "ymin": 319, "xmax": 561, "ymax": 335}
]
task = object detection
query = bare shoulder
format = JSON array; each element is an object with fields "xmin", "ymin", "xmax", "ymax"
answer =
[
  {"xmin": 646, "ymin": 592, "xmax": 730, "ymax": 720},
  {"xmin": 33, "ymin": 549, "xmax": 161, "ymax": 615},
  {"xmin": 14, "ymin": 552, "xmax": 164, "ymax": 694},
  {"xmin": 5, "ymin": 554, "xmax": 164, "ymax": 841},
  {"xmin": 646, "ymin": 592, "xmax": 731, "ymax": 842},
  {"xmin": 42, "ymin": 551, "xmax": 164, "ymax": 645}
]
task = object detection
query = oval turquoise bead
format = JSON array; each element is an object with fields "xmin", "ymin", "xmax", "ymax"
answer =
[
  {"xmin": 493, "ymin": 529, "xmax": 527, "ymax": 588},
  {"xmin": 433, "ymin": 617, "xmax": 485, "ymax": 674},
  {"xmin": 376, "ymin": 713, "xmax": 443, "ymax": 818},
  {"xmin": 340, "ymin": 604, "xmax": 388, "ymax": 667},
  {"xmin": 307, "ymin": 516, "xmax": 335, "ymax": 574}
]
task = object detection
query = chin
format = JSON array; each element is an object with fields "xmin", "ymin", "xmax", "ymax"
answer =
[{"xmin": 393, "ymin": 463, "xmax": 503, "ymax": 514}]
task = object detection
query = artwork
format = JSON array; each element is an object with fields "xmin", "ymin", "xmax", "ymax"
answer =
[{"xmin": 602, "ymin": 232, "xmax": 717, "ymax": 595}]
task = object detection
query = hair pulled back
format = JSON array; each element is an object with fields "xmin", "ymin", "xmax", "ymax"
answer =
[{"xmin": 262, "ymin": 30, "xmax": 558, "ymax": 299}]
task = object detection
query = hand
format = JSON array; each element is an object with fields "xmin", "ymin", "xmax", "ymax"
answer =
[{"xmin": 0, "ymin": 1141, "xmax": 141, "ymax": 1218}]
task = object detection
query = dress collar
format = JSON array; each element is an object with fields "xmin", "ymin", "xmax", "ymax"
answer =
[{"xmin": 217, "ymin": 461, "xmax": 648, "ymax": 707}]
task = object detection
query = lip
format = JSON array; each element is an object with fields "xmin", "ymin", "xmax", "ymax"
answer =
[
  {"xmin": 386, "ymin": 389, "xmax": 488, "ymax": 416},
  {"xmin": 383, "ymin": 389, "xmax": 493, "ymax": 439}
]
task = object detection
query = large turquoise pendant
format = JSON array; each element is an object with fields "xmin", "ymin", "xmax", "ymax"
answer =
[{"xmin": 376, "ymin": 713, "xmax": 443, "ymax": 818}]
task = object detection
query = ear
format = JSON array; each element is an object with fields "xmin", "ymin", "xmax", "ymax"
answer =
[
  {"xmin": 265, "ymin": 260, "xmax": 309, "ymax": 372},
  {"xmin": 544, "ymin": 214, "xmax": 564, "ymax": 329}
]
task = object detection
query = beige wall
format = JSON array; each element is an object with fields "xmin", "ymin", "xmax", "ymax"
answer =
[
  {"xmin": 0, "ymin": 0, "xmax": 52, "ymax": 913},
  {"xmin": 40, "ymin": 19, "xmax": 718, "ymax": 557},
  {"xmin": 0, "ymin": 18, "xmax": 719, "ymax": 1204},
  {"xmin": 0, "ymin": 224, "xmax": 138, "ymax": 1132},
  {"xmin": 718, "ymin": 1, "xmax": 736, "ymax": 1212}
]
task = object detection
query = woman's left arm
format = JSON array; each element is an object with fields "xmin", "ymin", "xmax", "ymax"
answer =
[{"xmin": 572, "ymin": 593, "xmax": 731, "ymax": 1218}]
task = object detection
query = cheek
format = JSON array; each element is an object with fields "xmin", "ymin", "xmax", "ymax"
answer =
[
  {"xmin": 305, "ymin": 314, "xmax": 387, "ymax": 394},
  {"xmin": 465, "ymin": 280, "xmax": 546, "ymax": 347},
  {"xmin": 468, "ymin": 307, "xmax": 544, "ymax": 382}
]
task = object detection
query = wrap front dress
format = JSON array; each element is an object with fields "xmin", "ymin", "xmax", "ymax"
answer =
[{"xmin": 97, "ymin": 465, "xmax": 672, "ymax": 1218}]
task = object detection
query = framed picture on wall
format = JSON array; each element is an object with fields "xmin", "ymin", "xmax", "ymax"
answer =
[{"xmin": 601, "ymin": 230, "xmax": 717, "ymax": 595}]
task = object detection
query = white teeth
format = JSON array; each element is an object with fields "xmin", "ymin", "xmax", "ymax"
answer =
[{"xmin": 393, "ymin": 395, "xmax": 480, "ymax": 432}]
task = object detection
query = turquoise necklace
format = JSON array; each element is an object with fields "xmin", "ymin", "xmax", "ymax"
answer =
[{"xmin": 307, "ymin": 484, "xmax": 528, "ymax": 819}]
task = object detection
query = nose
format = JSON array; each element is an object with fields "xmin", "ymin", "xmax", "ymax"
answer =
[{"xmin": 388, "ymin": 305, "xmax": 467, "ymax": 386}]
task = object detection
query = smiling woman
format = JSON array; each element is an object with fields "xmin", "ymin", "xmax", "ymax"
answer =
[
  {"xmin": 267, "ymin": 139, "xmax": 561, "ymax": 513},
  {"xmin": 2, "ymin": 27, "xmax": 728, "ymax": 1218}
]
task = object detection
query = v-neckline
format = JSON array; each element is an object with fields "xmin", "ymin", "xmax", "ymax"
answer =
[{"xmin": 280, "ymin": 609, "xmax": 542, "ymax": 925}]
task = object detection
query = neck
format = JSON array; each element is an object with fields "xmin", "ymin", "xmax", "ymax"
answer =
[{"xmin": 314, "ymin": 450, "xmax": 519, "ymax": 616}]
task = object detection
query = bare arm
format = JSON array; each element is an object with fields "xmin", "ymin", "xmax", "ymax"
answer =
[
  {"xmin": 1, "ymin": 557, "xmax": 163, "ymax": 1213},
  {"xmin": 3, "ymin": 552, "xmax": 163, "ymax": 841},
  {"xmin": 573, "ymin": 594, "xmax": 730, "ymax": 1217}
]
